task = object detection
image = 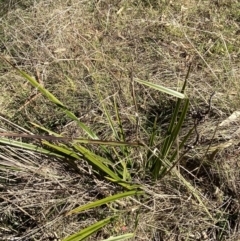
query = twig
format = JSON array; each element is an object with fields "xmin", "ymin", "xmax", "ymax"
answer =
[{"xmin": 191, "ymin": 91, "xmax": 215, "ymax": 147}]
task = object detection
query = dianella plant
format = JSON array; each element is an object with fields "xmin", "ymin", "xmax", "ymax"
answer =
[{"xmin": 1, "ymin": 58, "xmax": 209, "ymax": 241}]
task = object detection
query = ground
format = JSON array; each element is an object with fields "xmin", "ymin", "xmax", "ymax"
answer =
[{"xmin": 0, "ymin": 0, "xmax": 240, "ymax": 240}]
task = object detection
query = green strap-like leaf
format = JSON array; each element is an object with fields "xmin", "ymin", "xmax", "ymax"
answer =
[
  {"xmin": 134, "ymin": 79, "xmax": 186, "ymax": 99},
  {"xmin": 0, "ymin": 137, "xmax": 65, "ymax": 158},
  {"xmin": 16, "ymin": 68, "xmax": 97, "ymax": 139},
  {"xmin": 66, "ymin": 190, "xmax": 144, "ymax": 215},
  {"xmin": 62, "ymin": 216, "xmax": 117, "ymax": 241}
]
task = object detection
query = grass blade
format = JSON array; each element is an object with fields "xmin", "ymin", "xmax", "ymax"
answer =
[
  {"xmin": 13, "ymin": 67, "xmax": 97, "ymax": 139},
  {"xmin": 66, "ymin": 190, "xmax": 144, "ymax": 215},
  {"xmin": 72, "ymin": 144, "xmax": 136, "ymax": 190},
  {"xmin": 134, "ymin": 79, "xmax": 186, "ymax": 99},
  {"xmin": 62, "ymin": 216, "xmax": 116, "ymax": 241},
  {"xmin": 0, "ymin": 137, "xmax": 65, "ymax": 158},
  {"xmin": 152, "ymin": 99, "xmax": 189, "ymax": 178},
  {"xmin": 150, "ymin": 72, "xmax": 190, "ymax": 179}
]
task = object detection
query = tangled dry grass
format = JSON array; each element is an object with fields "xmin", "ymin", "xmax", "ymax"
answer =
[{"xmin": 0, "ymin": 0, "xmax": 240, "ymax": 240}]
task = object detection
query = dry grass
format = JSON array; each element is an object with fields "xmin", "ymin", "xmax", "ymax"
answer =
[{"xmin": 0, "ymin": 0, "xmax": 240, "ymax": 240}]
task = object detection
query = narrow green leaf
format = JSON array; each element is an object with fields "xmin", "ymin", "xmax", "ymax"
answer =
[
  {"xmin": 40, "ymin": 141, "xmax": 82, "ymax": 173},
  {"xmin": 30, "ymin": 122, "xmax": 62, "ymax": 136},
  {"xmin": 170, "ymin": 99, "xmax": 189, "ymax": 142},
  {"xmin": 165, "ymin": 98, "xmax": 189, "ymax": 155},
  {"xmin": 17, "ymin": 69, "xmax": 97, "ymax": 139},
  {"xmin": 159, "ymin": 126, "xmax": 195, "ymax": 179},
  {"xmin": 161, "ymin": 98, "xmax": 183, "ymax": 158},
  {"xmin": 72, "ymin": 144, "xmax": 137, "ymax": 190},
  {"xmin": 42, "ymin": 141, "xmax": 81, "ymax": 159},
  {"xmin": 0, "ymin": 137, "xmax": 65, "ymax": 158},
  {"xmin": 73, "ymin": 144, "xmax": 123, "ymax": 180},
  {"xmin": 134, "ymin": 79, "xmax": 186, "ymax": 99},
  {"xmin": 67, "ymin": 190, "xmax": 144, "ymax": 215},
  {"xmin": 152, "ymin": 99, "xmax": 189, "ymax": 178},
  {"xmin": 18, "ymin": 70, "xmax": 64, "ymax": 106},
  {"xmin": 74, "ymin": 144, "xmax": 134, "ymax": 189},
  {"xmin": 62, "ymin": 216, "xmax": 116, "ymax": 241}
]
